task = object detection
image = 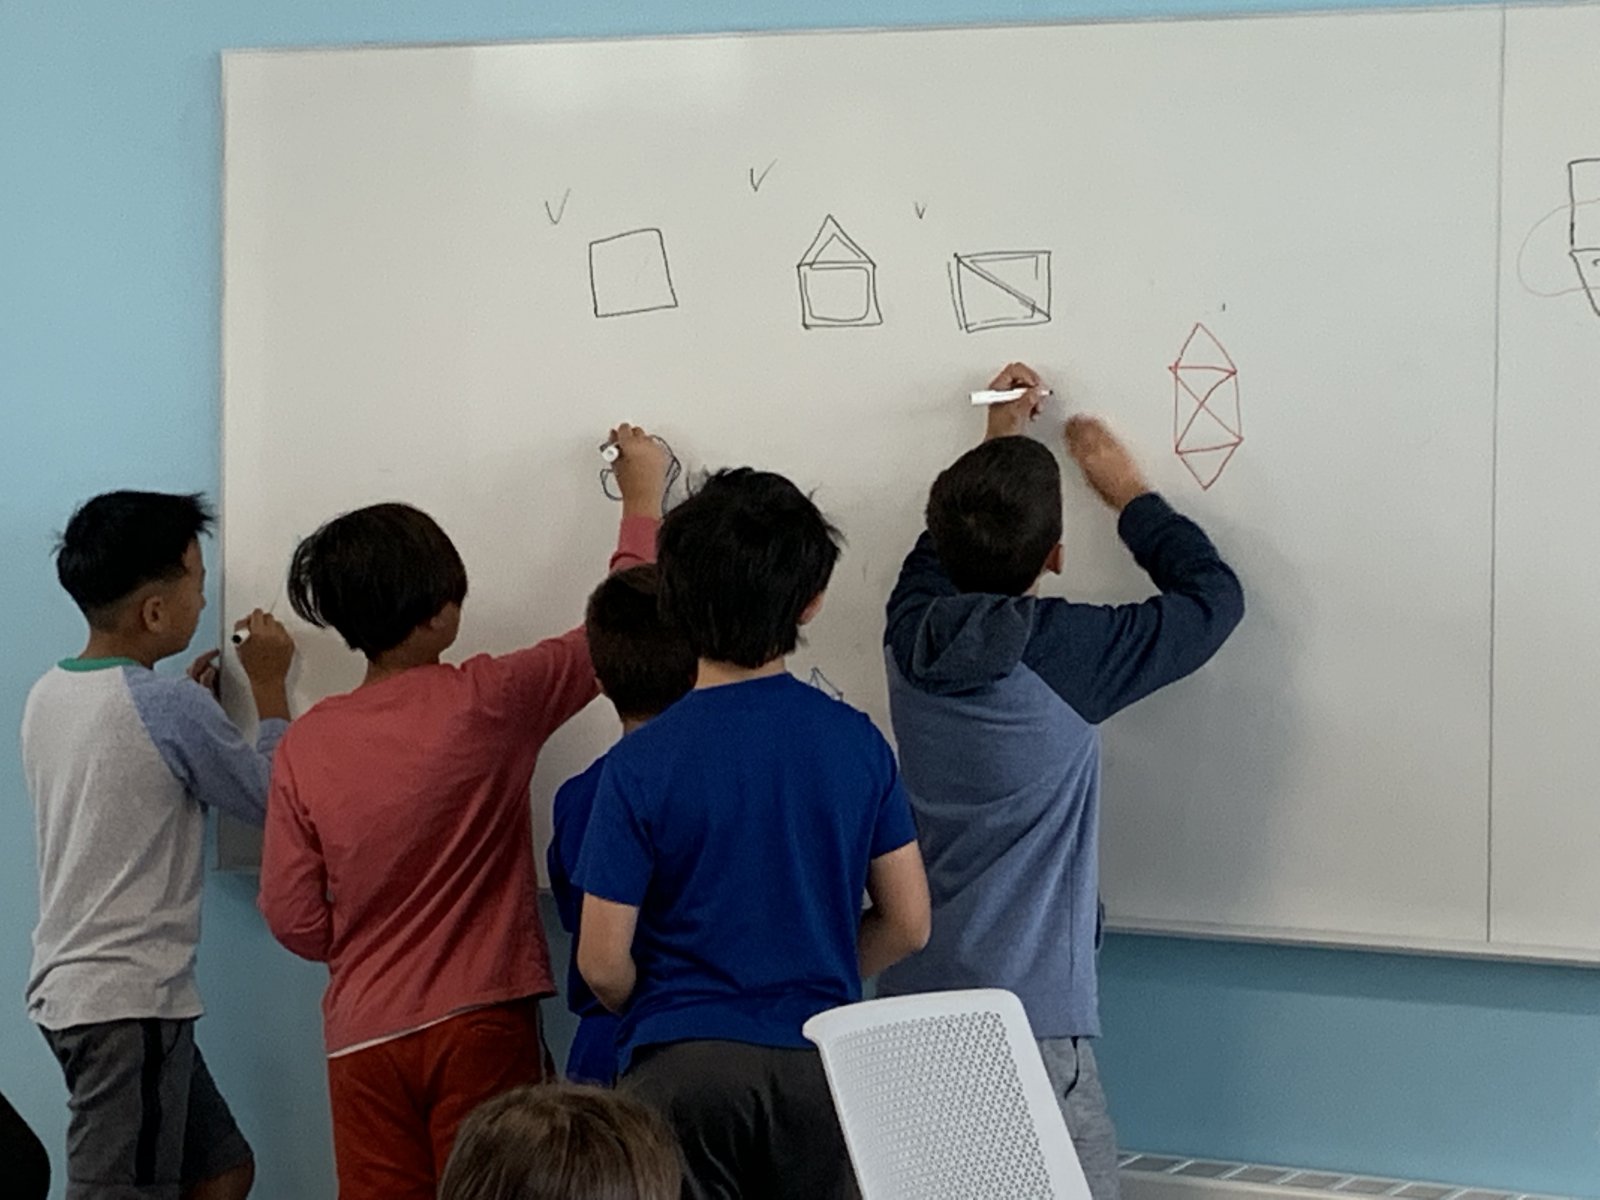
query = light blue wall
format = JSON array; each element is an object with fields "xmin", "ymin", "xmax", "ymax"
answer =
[{"xmin": 6, "ymin": 2, "xmax": 1592, "ymax": 1199}]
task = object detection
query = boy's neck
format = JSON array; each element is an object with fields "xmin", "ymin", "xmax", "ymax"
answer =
[
  {"xmin": 620, "ymin": 716, "xmax": 650, "ymax": 735},
  {"xmin": 362, "ymin": 646, "xmax": 442, "ymax": 687},
  {"xmin": 695, "ymin": 657, "xmax": 787, "ymax": 689},
  {"xmin": 78, "ymin": 630, "xmax": 158, "ymax": 670}
]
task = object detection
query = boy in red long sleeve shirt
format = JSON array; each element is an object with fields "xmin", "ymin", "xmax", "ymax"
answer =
[{"xmin": 258, "ymin": 425, "xmax": 670, "ymax": 1200}]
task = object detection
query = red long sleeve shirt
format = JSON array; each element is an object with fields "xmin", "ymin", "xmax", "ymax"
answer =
[{"xmin": 259, "ymin": 516, "xmax": 657, "ymax": 1054}]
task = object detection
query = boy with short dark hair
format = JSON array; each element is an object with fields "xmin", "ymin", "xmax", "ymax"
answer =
[
  {"xmin": 258, "ymin": 425, "xmax": 670, "ymax": 1200},
  {"xmin": 546, "ymin": 565, "xmax": 698, "ymax": 1085},
  {"xmin": 24, "ymin": 489, "xmax": 295, "ymax": 1200},
  {"xmin": 574, "ymin": 468, "xmax": 931, "ymax": 1200},
  {"xmin": 878, "ymin": 364, "xmax": 1246, "ymax": 1200}
]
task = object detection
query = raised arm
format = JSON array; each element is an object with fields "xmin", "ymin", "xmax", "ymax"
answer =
[{"xmin": 1023, "ymin": 417, "xmax": 1244, "ymax": 724}]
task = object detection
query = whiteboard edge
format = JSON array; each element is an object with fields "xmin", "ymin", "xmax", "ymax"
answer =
[{"xmin": 210, "ymin": 0, "xmax": 1544, "ymax": 61}]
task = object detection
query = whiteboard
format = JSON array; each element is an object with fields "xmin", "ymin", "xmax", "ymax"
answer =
[
  {"xmin": 224, "ymin": 8, "xmax": 1525, "ymax": 953},
  {"xmin": 1492, "ymin": 3, "xmax": 1600, "ymax": 955}
]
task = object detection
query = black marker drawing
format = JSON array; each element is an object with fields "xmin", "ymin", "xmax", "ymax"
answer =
[
  {"xmin": 589, "ymin": 229, "xmax": 678, "ymax": 319},
  {"xmin": 949, "ymin": 251, "xmax": 1051, "ymax": 333},
  {"xmin": 749, "ymin": 160, "xmax": 778, "ymax": 193},
  {"xmin": 797, "ymin": 216, "xmax": 882, "ymax": 329},
  {"xmin": 1571, "ymin": 159, "xmax": 1600, "ymax": 318},
  {"xmin": 544, "ymin": 188, "xmax": 572, "ymax": 226},
  {"xmin": 914, "ymin": 202, "xmax": 927, "ymax": 220},
  {"xmin": 807, "ymin": 667, "xmax": 843, "ymax": 702},
  {"xmin": 601, "ymin": 434, "xmax": 684, "ymax": 508}
]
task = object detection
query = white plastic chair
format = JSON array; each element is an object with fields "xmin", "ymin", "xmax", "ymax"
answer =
[{"xmin": 803, "ymin": 989, "xmax": 1092, "ymax": 1200}]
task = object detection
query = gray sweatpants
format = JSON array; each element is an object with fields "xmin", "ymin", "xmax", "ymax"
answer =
[{"xmin": 1038, "ymin": 1037, "xmax": 1121, "ymax": 1200}]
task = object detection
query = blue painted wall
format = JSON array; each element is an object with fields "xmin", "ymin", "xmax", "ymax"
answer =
[{"xmin": 6, "ymin": 2, "xmax": 1592, "ymax": 1198}]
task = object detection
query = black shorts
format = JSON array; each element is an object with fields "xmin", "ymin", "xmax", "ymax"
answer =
[
  {"xmin": 625, "ymin": 1040, "xmax": 858, "ymax": 1200},
  {"xmin": 41, "ymin": 1019, "xmax": 252, "ymax": 1200}
]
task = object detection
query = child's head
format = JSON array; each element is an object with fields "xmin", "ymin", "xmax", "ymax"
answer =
[
  {"xmin": 586, "ymin": 565, "xmax": 697, "ymax": 723},
  {"xmin": 440, "ymin": 1085, "xmax": 681, "ymax": 1200},
  {"xmin": 56, "ymin": 491, "xmax": 214, "ymax": 656},
  {"xmin": 288, "ymin": 502, "xmax": 467, "ymax": 661},
  {"xmin": 926, "ymin": 437, "xmax": 1063, "ymax": 596},
  {"xmin": 657, "ymin": 468, "xmax": 841, "ymax": 670}
]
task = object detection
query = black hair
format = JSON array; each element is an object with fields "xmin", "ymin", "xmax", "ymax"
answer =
[
  {"xmin": 657, "ymin": 468, "xmax": 841, "ymax": 669},
  {"xmin": 56, "ymin": 491, "xmax": 214, "ymax": 628},
  {"xmin": 288, "ymin": 502, "xmax": 468, "ymax": 659},
  {"xmin": 586, "ymin": 565, "xmax": 697, "ymax": 722},
  {"xmin": 926, "ymin": 437, "xmax": 1063, "ymax": 596}
]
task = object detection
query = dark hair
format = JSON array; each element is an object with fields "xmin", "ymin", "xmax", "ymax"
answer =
[
  {"xmin": 56, "ymin": 491, "xmax": 214, "ymax": 628},
  {"xmin": 288, "ymin": 502, "xmax": 467, "ymax": 659},
  {"xmin": 926, "ymin": 437, "xmax": 1063, "ymax": 595},
  {"xmin": 586, "ymin": 566, "xmax": 697, "ymax": 722},
  {"xmin": 657, "ymin": 468, "xmax": 840, "ymax": 669},
  {"xmin": 440, "ymin": 1085, "xmax": 681, "ymax": 1200}
]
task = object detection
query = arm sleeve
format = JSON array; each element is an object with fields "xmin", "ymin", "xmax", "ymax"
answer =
[
  {"xmin": 257, "ymin": 747, "xmax": 334, "ymax": 962},
  {"xmin": 572, "ymin": 758, "xmax": 655, "ymax": 908},
  {"xmin": 870, "ymin": 732, "xmax": 920, "ymax": 858},
  {"xmin": 482, "ymin": 514, "xmax": 662, "ymax": 741},
  {"xmin": 547, "ymin": 780, "xmax": 584, "ymax": 935},
  {"xmin": 129, "ymin": 674, "xmax": 284, "ymax": 828},
  {"xmin": 884, "ymin": 532, "xmax": 958, "ymax": 660},
  {"xmin": 1022, "ymin": 493, "xmax": 1246, "ymax": 725}
]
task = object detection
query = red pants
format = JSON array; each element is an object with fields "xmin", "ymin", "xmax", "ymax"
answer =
[{"xmin": 327, "ymin": 998, "xmax": 551, "ymax": 1200}]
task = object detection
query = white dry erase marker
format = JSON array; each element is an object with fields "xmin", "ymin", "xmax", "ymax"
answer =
[
  {"xmin": 231, "ymin": 627, "xmax": 250, "ymax": 647},
  {"xmin": 970, "ymin": 387, "xmax": 1054, "ymax": 406},
  {"xmin": 599, "ymin": 441, "xmax": 621, "ymax": 464}
]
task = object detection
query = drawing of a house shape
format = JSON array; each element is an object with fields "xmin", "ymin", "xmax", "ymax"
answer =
[
  {"xmin": 797, "ymin": 216, "xmax": 882, "ymax": 329},
  {"xmin": 1570, "ymin": 159, "xmax": 1600, "ymax": 319}
]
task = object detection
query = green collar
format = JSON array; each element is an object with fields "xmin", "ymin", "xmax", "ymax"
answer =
[{"xmin": 58, "ymin": 656, "xmax": 140, "ymax": 672}]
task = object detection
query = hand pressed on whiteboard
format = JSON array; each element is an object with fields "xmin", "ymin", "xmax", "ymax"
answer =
[
  {"xmin": 1066, "ymin": 415, "xmax": 1151, "ymax": 512},
  {"xmin": 608, "ymin": 423, "xmax": 671, "ymax": 520},
  {"xmin": 982, "ymin": 362, "xmax": 1047, "ymax": 442}
]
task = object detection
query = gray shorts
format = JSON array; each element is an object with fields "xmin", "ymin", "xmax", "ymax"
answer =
[
  {"xmin": 41, "ymin": 1019, "xmax": 252, "ymax": 1200},
  {"xmin": 1039, "ymin": 1037, "xmax": 1121, "ymax": 1200}
]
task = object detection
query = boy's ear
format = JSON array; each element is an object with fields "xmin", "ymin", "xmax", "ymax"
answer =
[
  {"xmin": 137, "ymin": 591, "xmax": 166, "ymax": 634},
  {"xmin": 798, "ymin": 591, "xmax": 826, "ymax": 627},
  {"xmin": 1043, "ymin": 543, "xmax": 1065, "ymax": 577}
]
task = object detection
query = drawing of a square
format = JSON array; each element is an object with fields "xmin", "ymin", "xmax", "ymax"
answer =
[
  {"xmin": 590, "ymin": 229, "xmax": 678, "ymax": 319},
  {"xmin": 797, "ymin": 216, "xmax": 882, "ymax": 329},
  {"xmin": 950, "ymin": 251, "xmax": 1051, "ymax": 333}
]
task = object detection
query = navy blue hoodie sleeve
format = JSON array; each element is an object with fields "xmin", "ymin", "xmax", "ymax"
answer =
[
  {"xmin": 885, "ymin": 531, "xmax": 958, "ymax": 665},
  {"xmin": 1022, "ymin": 493, "xmax": 1244, "ymax": 724}
]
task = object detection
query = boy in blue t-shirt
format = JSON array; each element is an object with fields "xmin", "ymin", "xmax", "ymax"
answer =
[
  {"xmin": 878, "ymin": 364, "xmax": 1245, "ymax": 1200},
  {"xmin": 547, "ymin": 564, "xmax": 698, "ymax": 1085},
  {"xmin": 574, "ymin": 468, "xmax": 931, "ymax": 1200}
]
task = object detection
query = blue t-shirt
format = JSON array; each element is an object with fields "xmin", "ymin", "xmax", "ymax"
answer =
[
  {"xmin": 573, "ymin": 672, "xmax": 917, "ymax": 1072},
  {"xmin": 547, "ymin": 756, "xmax": 621, "ymax": 1085}
]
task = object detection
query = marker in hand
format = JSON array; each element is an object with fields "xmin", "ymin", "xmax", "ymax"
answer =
[
  {"xmin": 231, "ymin": 627, "xmax": 251, "ymax": 647},
  {"xmin": 599, "ymin": 440, "xmax": 621, "ymax": 464},
  {"xmin": 971, "ymin": 387, "xmax": 1054, "ymax": 406}
]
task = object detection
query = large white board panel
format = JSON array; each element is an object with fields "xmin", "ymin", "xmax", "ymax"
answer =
[
  {"xmin": 1491, "ymin": 3, "xmax": 1600, "ymax": 955},
  {"xmin": 223, "ymin": 9, "xmax": 1501, "ymax": 948}
]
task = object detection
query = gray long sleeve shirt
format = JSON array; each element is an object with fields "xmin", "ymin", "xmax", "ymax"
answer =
[{"xmin": 22, "ymin": 657, "xmax": 285, "ymax": 1030}]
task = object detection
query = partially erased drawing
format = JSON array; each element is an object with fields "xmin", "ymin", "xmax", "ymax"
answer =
[
  {"xmin": 797, "ymin": 216, "xmax": 882, "ymax": 329},
  {"xmin": 807, "ymin": 667, "xmax": 843, "ymax": 702},
  {"xmin": 1570, "ymin": 159, "xmax": 1600, "ymax": 318},
  {"xmin": 1171, "ymin": 323, "xmax": 1242, "ymax": 491},
  {"xmin": 590, "ymin": 228, "xmax": 678, "ymax": 318},
  {"xmin": 949, "ymin": 251, "xmax": 1051, "ymax": 333}
]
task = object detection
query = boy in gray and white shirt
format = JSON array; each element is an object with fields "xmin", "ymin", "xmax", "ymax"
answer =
[{"xmin": 23, "ymin": 490, "xmax": 294, "ymax": 1200}]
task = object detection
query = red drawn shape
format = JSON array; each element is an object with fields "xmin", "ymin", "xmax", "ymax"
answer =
[{"xmin": 1171, "ymin": 323, "xmax": 1242, "ymax": 491}]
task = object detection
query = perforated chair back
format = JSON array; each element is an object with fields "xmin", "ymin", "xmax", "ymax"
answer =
[{"xmin": 803, "ymin": 989, "xmax": 1092, "ymax": 1200}]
